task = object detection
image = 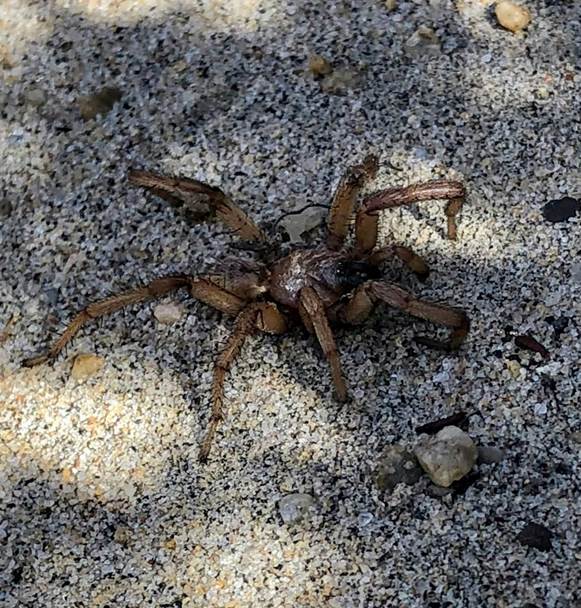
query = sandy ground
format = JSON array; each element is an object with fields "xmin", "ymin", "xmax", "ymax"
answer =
[{"xmin": 1, "ymin": 1, "xmax": 580, "ymax": 607}]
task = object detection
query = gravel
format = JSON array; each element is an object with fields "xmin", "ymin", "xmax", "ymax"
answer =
[{"xmin": 1, "ymin": 1, "xmax": 580, "ymax": 607}]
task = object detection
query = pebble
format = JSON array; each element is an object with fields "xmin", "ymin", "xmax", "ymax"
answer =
[
  {"xmin": 278, "ymin": 493, "xmax": 316, "ymax": 524},
  {"xmin": 533, "ymin": 402, "xmax": 548, "ymax": 416},
  {"xmin": 414, "ymin": 426, "xmax": 478, "ymax": 488},
  {"xmin": 79, "ymin": 86, "xmax": 123, "ymax": 120},
  {"xmin": 320, "ymin": 69, "xmax": 362, "ymax": 95},
  {"xmin": 507, "ymin": 359, "xmax": 521, "ymax": 379},
  {"xmin": 308, "ymin": 54, "xmax": 332, "ymax": 78},
  {"xmin": 375, "ymin": 444, "xmax": 422, "ymax": 493},
  {"xmin": 477, "ymin": 446, "xmax": 506, "ymax": 464},
  {"xmin": 385, "ymin": 0, "xmax": 397, "ymax": 11},
  {"xmin": 154, "ymin": 302, "xmax": 183, "ymax": 325},
  {"xmin": 495, "ymin": 1, "xmax": 532, "ymax": 33},
  {"xmin": 279, "ymin": 206, "xmax": 327, "ymax": 244},
  {"xmin": 542, "ymin": 196, "xmax": 580, "ymax": 223},
  {"xmin": 71, "ymin": 353, "xmax": 105, "ymax": 380},
  {"xmin": 357, "ymin": 512, "xmax": 374, "ymax": 527},
  {"xmin": 24, "ymin": 87, "xmax": 47, "ymax": 107},
  {"xmin": 0, "ymin": 198, "xmax": 13, "ymax": 219},
  {"xmin": 517, "ymin": 522, "xmax": 553, "ymax": 551},
  {"xmin": 405, "ymin": 26, "xmax": 441, "ymax": 57}
]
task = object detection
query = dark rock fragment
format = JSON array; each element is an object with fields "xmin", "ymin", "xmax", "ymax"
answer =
[
  {"xmin": 517, "ymin": 522, "xmax": 553, "ymax": 551},
  {"xmin": 542, "ymin": 197, "xmax": 580, "ymax": 223}
]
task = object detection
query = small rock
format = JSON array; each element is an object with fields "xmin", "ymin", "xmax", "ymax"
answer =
[
  {"xmin": 477, "ymin": 446, "xmax": 506, "ymax": 464},
  {"xmin": 542, "ymin": 196, "xmax": 580, "ymax": 223},
  {"xmin": 279, "ymin": 206, "xmax": 327, "ymax": 244},
  {"xmin": 533, "ymin": 402, "xmax": 548, "ymax": 416},
  {"xmin": 517, "ymin": 522, "xmax": 553, "ymax": 551},
  {"xmin": 495, "ymin": 1, "xmax": 531, "ymax": 33},
  {"xmin": 357, "ymin": 512, "xmax": 374, "ymax": 527},
  {"xmin": 569, "ymin": 431, "xmax": 581, "ymax": 444},
  {"xmin": 308, "ymin": 54, "xmax": 332, "ymax": 78},
  {"xmin": 79, "ymin": 86, "xmax": 123, "ymax": 120},
  {"xmin": 0, "ymin": 44, "xmax": 14, "ymax": 69},
  {"xmin": 385, "ymin": 0, "xmax": 397, "ymax": 11},
  {"xmin": 153, "ymin": 302, "xmax": 183, "ymax": 325},
  {"xmin": 71, "ymin": 353, "xmax": 105, "ymax": 380},
  {"xmin": 0, "ymin": 198, "xmax": 12, "ymax": 219},
  {"xmin": 278, "ymin": 493, "xmax": 316, "ymax": 524},
  {"xmin": 376, "ymin": 444, "xmax": 422, "ymax": 493},
  {"xmin": 24, "ymin": 87, "xmax": 47, "ymax": 107},
  {"xmin": 507, "ymin": 359, "xmax": 521, "ymax": 379},
  {"xmin": 113, "ymin": 526, "xmax": 130, "ymax": 544},
  {"xmin": 405, "ymin": 26, "xmax": 441, "ymax": 57},
  {"xmin": 321, "ymin": 68, "xmax": 362, "ymax": 95},
  {"xmin": 414, "ymin": 426, "xmax": 478, "ymax": 488}
]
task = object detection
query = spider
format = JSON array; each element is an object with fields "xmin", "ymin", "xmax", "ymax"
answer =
[{"xmin": 23, "ymin": 155, "xmax": 469, "ymax": 462}]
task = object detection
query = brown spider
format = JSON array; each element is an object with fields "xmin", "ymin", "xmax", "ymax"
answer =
[{"xmin": 23, "ymin": 155, "xmax": 469, "ymax": 462}]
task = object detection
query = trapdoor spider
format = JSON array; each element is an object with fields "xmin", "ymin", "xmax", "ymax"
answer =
[{"xmin": 23, "ymin": 155, "xmax": 469, "ymax": 462}]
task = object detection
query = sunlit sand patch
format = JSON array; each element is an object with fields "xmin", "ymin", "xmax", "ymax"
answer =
[
  {"xmin": 0, "ymin": 2, "xmax": 55, "ymax": 71},
  {"xmin": 0, "ymin": 365, "xmax": 195, "ymax": 507},
  {"xmin": 53, "ymin": 0, "xmax": 279, "ymax": 30}
]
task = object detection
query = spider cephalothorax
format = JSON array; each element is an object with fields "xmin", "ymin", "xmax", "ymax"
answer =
[{"xmin": 23, "ymin": 155, "xmax": 469, "ymax": 462}]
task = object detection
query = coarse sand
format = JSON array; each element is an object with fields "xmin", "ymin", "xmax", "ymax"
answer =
[{"xmin": 1, "ymin": 1, "xmax": 579, "ymax": 606}]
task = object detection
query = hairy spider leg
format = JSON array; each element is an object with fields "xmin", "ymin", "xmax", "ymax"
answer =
[
  {"xmin": 22, "ymin": 276, "xmax": 245, "ymax": 367},
  {"xmin": 199, "ymin": 302, "xmax": 287, "ymax": 462},
  {"xmin": 129, "ymin": 170, "xmax": 267, "ymax": 241},
  {"xmin": 339, "ymin": 281, "xmax": 469, "ymax": 351},
  {"xmin": 326, "ymin": 154, "xmax": 379, "ymax": 250},
  {"xmin": 355, "ymin": 180, "xmax": 465, "ymax": 254},
  {"xmin": 299, "ymin": 287, "xmax": 348, "ymax": 401}
]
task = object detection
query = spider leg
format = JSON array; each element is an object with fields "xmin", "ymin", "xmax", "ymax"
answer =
[
  {"xmin": 366, "ymin": 244, "xmax": 430, "ymax": 281},
  {"xmin": 199, "ymin": 302, "xmax": 287, "ymax": 463},
  {"xmin": 128, "ymin": 170, "xmax": 267, "ymax": 242},
  {"xmin": 299, "ymin": 287, "xmax": 348, "ymax": 402},
  {"xmin": 22, "ymin": 276, "xmax": 245, "ymax": 367},
  {"xmin": 340, "ymin": 281, "xmax": 469, "ymax": 351},
  {"xmin": 326, "ymin": 154, "xmax": 378, "ymax": 250},
  {"xmin": 355, "ymin": 180, "xmax": 465, "ymax": 254}
]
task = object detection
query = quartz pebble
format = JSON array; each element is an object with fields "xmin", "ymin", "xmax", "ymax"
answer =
[
  {"xmin": 279, "ymin": 206, "xmax": 326, "ymax": 244},
  {"xmin": 71, "ymin": 353, "xmax": 105, "ymax": 380},
  {"xmin": 278, "ymin": 493, "xmax": 316, "ymax": 524},
  {"xmin": 495, "ymin": 1, "xmax": 532, "ymax": 33},
  {"xmin": 154, "ymin": 302, "xmax": 183, "ymax": 325},
  {"xmin": 414, "ymin": 426, "xmax": 478, "ymax": 488}
]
